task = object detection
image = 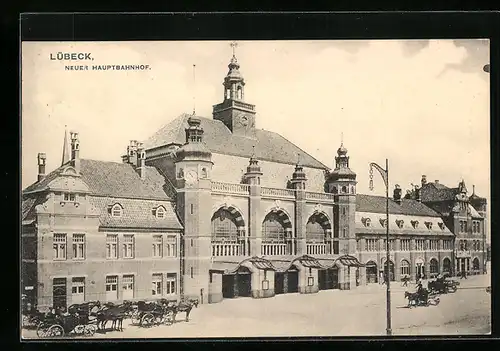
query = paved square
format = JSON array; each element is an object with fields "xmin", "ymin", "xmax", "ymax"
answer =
[{"xmin": 22, "ymin": 273, "xmax": 490, "ymax": 339}]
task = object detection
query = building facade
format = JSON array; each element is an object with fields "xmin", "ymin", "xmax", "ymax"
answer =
[{"xmin": 21, "ymin": 51, "xmax": 488, "ymax": 309}]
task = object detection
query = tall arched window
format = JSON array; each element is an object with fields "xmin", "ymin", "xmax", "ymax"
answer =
[
  {"xmin": 211, "ymin": 208, "xmax": 246, "ymax": 256},
  {"xmin": 443, "ymin": 257, "xmax": 451, "ymax": 274},
  {"xmin": 306, "ymin": 212, "xmax": 332, "ymax": 255},
  {"xmin": 430, "ymin": 258, "xmax": 439, "ymax": 275},
  {"xmin": 473, "ymin": 257, "xmax": 480, "ymax": 271},
  {"xmin": 262, "ymin": 211, "xmax": 293, "ymax": 256},
  {"xmin": 400, "ymin": 259, "xmax": 410, "ymax": 276}
]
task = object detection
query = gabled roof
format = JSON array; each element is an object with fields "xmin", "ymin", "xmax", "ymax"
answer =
[
  {"xmin": 143, "ymin": 113, "xmax": 328, "ymax": 170},
  {"xmin": 356, "ymin": 194, "xmax": 441, "ymax": 217},
  {"xmin": 90, "ymin": 196, "xmax": 182, "ymax": 230},
  {"xmin": 420, "ymin": 183, "xmax": 459, "ymax": 202},
  {"xmin": 23, "ymin": 159, "xmax": 171, "ymax": 200}
]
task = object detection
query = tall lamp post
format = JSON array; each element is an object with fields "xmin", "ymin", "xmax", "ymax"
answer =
[
  {"xmin": 483, "ymin": 62, "xmax": 489, "ymax": 274},
  {"xmin": 369, "ymin": 159, "xmax": 392, "ymax": 336}
]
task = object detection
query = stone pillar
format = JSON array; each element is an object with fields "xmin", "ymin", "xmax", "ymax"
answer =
[
  {"xmin": 249, "ymin": 184, "xmax": 261, "ymax": 256},
  {"xmin": 295, "ymin": 189, "xmax": 307, "ymax": 255},
  {"xmin": 283, "ymin": 272, "xmax": 289, "ymax": 293},
  {"xmin": 359, "ymin": 266, "xmax": 367, "ymax": 286},
  {"xmin": 233, "ymin": 274, "xmax": 239, "ymax": 298}
]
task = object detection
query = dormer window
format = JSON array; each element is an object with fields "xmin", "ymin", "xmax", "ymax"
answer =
[
  {"xmin": 111, "ymin": 204, "xmax": 123, "ymax": 217},
  {"xmin": 64, "ymin": 193, "xmax": 76, "ymax": 202},
  {"xmin": 154, "ymin": 206, "xmax": 166, "ymax": 219},
  {"xmin": 411, "ymin": 220, "xmax": 419, "ymax": 229},
  {"xmin": 438, "ymin": 222, "xmax": 445, "ymax": 230},
  {"xmin": 362, "ymin": 217, "xmax": 371, "ymax": 227},
  {"xmin": 425, "ymin": 221, "xmax": 433, "ymax": 230},
  {"xmin": 396, "ymin": 220, "xmax": 404, "ymax": 229},
  {"xmin": 379, "ymin": 218, "xmax": 387, "ymax": 227}
]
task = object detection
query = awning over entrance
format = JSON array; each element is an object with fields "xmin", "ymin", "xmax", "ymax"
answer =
[
  {"xmin": 292, "ymin": 255, "xmax": 327, "ymax": 269},
  {"xmin": 210, "ymin": 256, "xmax": 277, "ymax": 274},
  {"xmin": 335, "ymin": 255, "xmax": 365, "ymax": 267},
  {"xmin": 247, "ymin": 256, "xmax": 277, "ymax": 271},
  {"xmin": 210, "ymin": 261, "xmax": 241, "ymax": 274}
]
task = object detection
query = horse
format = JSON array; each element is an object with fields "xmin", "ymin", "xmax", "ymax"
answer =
[
  {"xmin": 172, "ymin": 298, "xmax": 199, "ymax": 323},
  {"xmin": 96, "ymin": 301, "xmax": 133, "ymax": 332},
  {"xmin": 404, "ymin": 291, "xmax": 420, "ymax": 308}
]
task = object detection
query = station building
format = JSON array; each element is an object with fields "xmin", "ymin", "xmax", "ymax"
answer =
[{"xmin": 21, "ymin": 51, "xmax": 488, "ymax": 309}]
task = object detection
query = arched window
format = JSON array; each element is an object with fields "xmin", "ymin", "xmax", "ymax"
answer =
[
  {"xmin": 306, "ymin": 212, "xmax": 332, "ymax": 255},
  {"xmin": 383, "ymin": 260, "xmax": 395, "ymax": 281},
  {"xmin": 111, "ymin": 204, "xmax": 123, "ymax": 217},
  {"xmin": 201, "ymin": 168, "xmax": 208, "ymax": 178},
  {"xmin": 366, "ymin": 261, "xmax": 378, "ymax": 283},
  {"xmin": 430, "ymin": 258, "xmax": 439, "ymax": 275},
  {"xmin": 443, "ymin": 257, "xmax": 451, "ymax": 274},
  {"xmin": 155, "ymin": 206, "xmax": 165, "ymax": 219},
  {"xmin": 262, "ymin": 211, "xmax": 293, "ymax": 256},
  {"xmin": 332, "ymin": 186, "xmax": 338, "ymax": 194},
  {"xmin": 177, "ymin": 168, "xmax": 184, "ymax": 179},
  {"xmin": 211, "ymin": 207, "xmax": 246, "ymax": 257},
  {"xmin": 342, "ymin": 186, "xmax": 347, "ymax": 193},
  {"xmin": 400, "ymin": 259, "xmax": 410, "ymax": 276},
  {"xmin": 211, "ymin": 209, "xmax": 239, "ymax": 242},
  {"xmin": 473, "ymin": 257, "xmax": 480, "ymax": 270}
]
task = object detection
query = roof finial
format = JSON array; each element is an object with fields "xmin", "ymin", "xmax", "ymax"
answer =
[
  {"xmin": 192, "ymin": 64, "xmax": 196, "ymax": 115},
  {"xmin": 230, "ymin": 41, "xmax": 238, "ymax": 57},
  {"xmin": 251, "ymin": 145, "xmax": 256, "ymax": 158},
  {"xmin": 472, "ymin": 184, "xmax": 476, "ymax": 195},
  {"xmin": 341, "ymin": 131, "xmax": 344, "ymax": 146},
  {"xmin": 297, "ymin": 152, "xmax": 301, "ymax": 166}
]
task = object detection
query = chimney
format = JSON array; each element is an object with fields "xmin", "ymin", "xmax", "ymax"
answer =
[
  {"xmin": 70, "ymin": 131, "xmax": 80, "ymax": 173},
  {"xmin": 421, "ymin": 175, "xmax": 427, "ymax": 186},
  {"xmin": 136, "ymin": 142, "xmax": 146, "ymax": 180},
  {"xmin": 37, "ymin": 153, "xmax": 46, "ymax": 182},
  {"xmin": 125, "ymin": 140, "xmax": 138, "ymax": 165},
  {"xmin": 415, "ymin": 185, "xmax": 421, "ymax": 202},
  {"xmin": 435, "ymin": 180, "xmax": 439, "ymax": 184},
  {"xmin": 393, "ymin": 184, "xmax": 402, "ymax": 204}
]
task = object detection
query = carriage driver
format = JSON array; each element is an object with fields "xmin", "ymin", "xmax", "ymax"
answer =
[{"xmin": 416, "ymin": 281, "xmax": 428, "ymax": 303}]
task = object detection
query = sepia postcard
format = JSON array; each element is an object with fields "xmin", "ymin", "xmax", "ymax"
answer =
[{"xmin": 21, "ymin": 39, "xmax": 491, "ymax": 339}]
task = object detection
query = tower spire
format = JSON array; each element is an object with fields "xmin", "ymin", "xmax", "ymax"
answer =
[
  {"xmin": 61, "ymin": 125, "xmax": 71, "ymax": 166},
  {"xmin": 230, "ymin": 41, "xmax": 238, "ymax": 57}
]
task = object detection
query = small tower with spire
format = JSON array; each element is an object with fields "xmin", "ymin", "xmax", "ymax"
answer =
[
  {"xmin": 213, "ymin": 42, "xmax": 256, "ymax": 137},
  {"xmin": 61, "ymin": 126, "xmax": 71, "ymax": 166},
  {"xmin": 243, "ymin": 146, "xmax": 263, "ymax": 186}
]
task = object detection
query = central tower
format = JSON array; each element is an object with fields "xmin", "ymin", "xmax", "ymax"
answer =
[{"xmin": 212, "ymin": 43, "xmax": 256, "ymax": 137}]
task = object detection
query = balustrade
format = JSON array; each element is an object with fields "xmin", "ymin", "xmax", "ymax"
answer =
[
  {"xmin": 305, "ymin": 191, "xmax": 336, "ymax": 202},
  {"xmin": 211, "ymin": 181, "xmax": 249, "ymax": 195},
  {"xmin": 211, "ymin": 242, "xmax": 245, "ymax": 257},
  {"xmin": 261, "ymin": 243, "xmax": 289, "ymax": 256},
  {"xmin": 261, "ymin": 187, "xmax": 295, "ymax": 198},
  {"xmin": 306, "ymin": 243, "xmax": 328, "ymax": 255}
]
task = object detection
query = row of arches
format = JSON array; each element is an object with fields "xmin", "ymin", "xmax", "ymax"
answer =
[{"xmin": 211, "ymin": 206, "xmax": 337, "ymax": 257}]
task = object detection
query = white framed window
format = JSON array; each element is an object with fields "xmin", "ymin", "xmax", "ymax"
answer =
[
  {"xmin": 72, "ymin": 234, "xmax": 85, "ymax": 259},
  {"xmin": 53, "ymin": 234, "xmax": 67, "ymax": 260},
  {"xmin": 105, "ymin": 275, "xmax": 118, "ymax": 301},
  {"xmin": 71, "ymin": 277, "xmax": 85, "ymax": 303},
  {"xmin": 122, "ymin": 275, "xmax": 134, "ymax": 300},
  {"xmin": 166, "ymin": 235, "xmax": 177, "ymax": 257},
  {"xmin": 166, "ymin": 273, "xmax": 176, "ymax": 295},
  {"xmin": 152, "ymin": 273, "xmax": 163, "ymax": 296},
  {"xmin": 64, "ymin": 193, "xmax": 76, "ymax": 202},
  {"xmin": 155, "ymin": 206, "xmax": 166, "ymax": 219},
  {"xmin": 152, "ymin": 235, "xmax": 163, "ymax": 258},
  {"xmin": 123, "ymin": 235, "xmax": 134, "ymax": 259},
  {"xmin": 111, "ymin": 204, "xmax": 123, "ymax": 217},
  {"xmin": 106, "ymin": 234, "xmax": 118, "ymax": 259},
  {"xmin": 400, "ymin": 260, "xmax": 410, "ymax": 276}
]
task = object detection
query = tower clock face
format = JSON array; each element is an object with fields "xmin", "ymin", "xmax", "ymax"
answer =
[{"xmin": 185, "ymin": 170, "xmax": 198, "ymax": 183}]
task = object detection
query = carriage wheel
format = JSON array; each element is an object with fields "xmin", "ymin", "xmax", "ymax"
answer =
[
  {"xmin": 164, "ymin": 311, "xmax": 174, "ymax": 326},
  {"xmin": 47, "ymin": 324, "xmax": 65, "ymax": 338},
  {"xmin": 36, "ymin": 323, "xmax": 50, "ymax": 338},
  {"xmin": 449, "ymin": 286, "xmax": 457, "ymax": 293},
  {"xmin": 140, "ymin": 313, "xmax": 155, "ymax": 328},
  {"xmin": 131, "ymin": 312, "xmax": 142, "ymax": 325},
  {"xmin": 84, "ymin": 324, "xmax": 97, "ymax": 337}
]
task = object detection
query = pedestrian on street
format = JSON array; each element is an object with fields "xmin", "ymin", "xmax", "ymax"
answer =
[
  {"xmin": 460, "ymin": 270, "xmax": 467, "ymax": 279},
  {"xmin": 402, "ymin": 274, "xmax": 409, "ymax": 287},
  {"xmin": 379, "ymin": 271, "xmax": 383, "ymax": 285}
]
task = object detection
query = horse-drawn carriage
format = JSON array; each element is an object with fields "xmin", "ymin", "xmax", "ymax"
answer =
[
  {"xmin": 427, "ymin": 276, "xmax": 460, "ymax": 294},
  {"xmin": 404, "ymin": 289, "xmax": 440, "ymax": 308},
  {"xmin": 36, "ymin": 302, "xmax": 101, "ymax": 338},
  {"xmin": 130, "ymin": 298, "xmax": 199, "ymax": 328}
]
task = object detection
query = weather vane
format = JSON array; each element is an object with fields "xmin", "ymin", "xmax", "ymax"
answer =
[{"xmin": 230, "ymin": 41, "xmax": 238, "ymax": 56}]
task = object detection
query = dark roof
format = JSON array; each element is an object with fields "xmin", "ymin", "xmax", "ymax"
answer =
[
  {"xmin": 90, "ymin": 196, "xmax": 182, "ymax": 230},
  {"xmin": 356, "ymin": 194, "xmax": 441, "ymax": 217},
  {"xmin": 23, "ymin": 159, "xmax": 171, "ymax": 200},
  {"xmin": 420, "ymin": 183, "xmax": 459, "ymax": 202},
  {"xmin": 143, "ymin": 113, "xmax": 328, "ymax": 169}
]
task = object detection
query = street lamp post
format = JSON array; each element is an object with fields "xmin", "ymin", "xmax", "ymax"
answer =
[
  {"xmin": 483, "ymin": 62, "xmax": 489, "ymax": 274},
  {"xmin": 369, "ymin": 159, "xmax": 392, "ymax": 336}
]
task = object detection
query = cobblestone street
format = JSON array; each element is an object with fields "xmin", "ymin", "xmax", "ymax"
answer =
[{"xmin": 23, "ymin": 272, "xmax": 490, "ymax": 339}]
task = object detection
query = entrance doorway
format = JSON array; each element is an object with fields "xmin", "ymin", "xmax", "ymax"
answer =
[
  {"xmin": 52, "ymin": 278, "xmax": 67, "ymax": 311},
  {"xmin": 366, "ymin": 261, "xmax": 378, "ymax": 283},
  {"xmin": 318, "ymin": 268, "xmax": 339, "ymax": 290},
  {"xmin": 222, "ymin": 267, "xmax": 252, "ymax": 298},
  {"xmin": 237, "ymin": 272, "xmax": 252, "ymax": 297},
  {"xmin": 287, "ymin": 269, "xmax": 299, "ymax": 293},
  {"xmin": 275, "ymin": 272, "xmax": 285, "ymax": 294},
  {"xmin": 383, "ymin": 260, "xmax": 395, "ymax": 282}
]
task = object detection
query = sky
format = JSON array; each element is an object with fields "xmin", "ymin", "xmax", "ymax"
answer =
[{"xmin": 21, "ymin": 40, "xmax": 490, "ymax": 239}]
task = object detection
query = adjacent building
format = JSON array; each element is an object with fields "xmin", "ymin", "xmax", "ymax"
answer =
[{"xmin": 21, "ymin": 50, "xmax": 488, "ymax": 310}]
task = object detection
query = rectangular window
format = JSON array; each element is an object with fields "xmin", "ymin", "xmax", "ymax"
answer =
[
  {"xmin": 122, "ymin": 275, "xmax": 134, "ymax": 300},
  {"xmin": 166, "ymin": 235, "xmax": 177, "ymax": 257},
  {"xmin": 64, "ymin": 193, "xmax": 76, "ymax": 202},
  {"xmin": 71, "ymin": 277, "xmax": 85, "ymax": 303},
  {"xmin": 152, "ymin": 273, "xmax": 163, "ymax": 296},
  {"xmin": 53, "ymin": 234, "xmax": 67, "ymax": 260},
  {"xmin": 106, "ymin": 234, "xmax": 118, "ymax": 259},
  {"xmin": 166, "ymin": 273, "xmax": 176, "ymax": 295},
  {"xmin": 415, "ymin": 239, "xmax": 425, "ymax": 251},
  {"xmin": 72, "ymin": 234, "xmax": 85, "ymax": 259},
  {"xmin": 123, "ymin": 235, "xmax": 134, "ymax": 259},
  {"xmin": 400, "ymin": 239, "xmax": 411, "ymax": 251},
  {"xmin": 152, "ymin": 235, "xmax": 163, "ymax": 258},
  {"xmin": 190, "ymin": 204, "xmax": 194, "ymax": 215},
  {"xmin": 105, "ymin": 276, "xmax": 118, "ymax": 301}
]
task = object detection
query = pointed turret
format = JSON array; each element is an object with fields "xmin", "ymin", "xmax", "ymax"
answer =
[{"xmin": 61, "ymin": 126, "xmax": 71, "ymax": 166}]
